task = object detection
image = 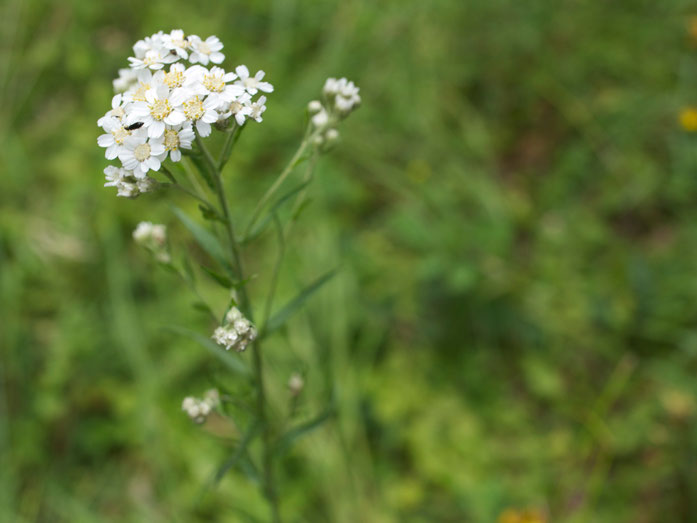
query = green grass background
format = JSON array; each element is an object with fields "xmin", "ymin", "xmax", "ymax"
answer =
[{"xmin": 3, "ymin": 0, "xmax": 697, "ymax": 521}]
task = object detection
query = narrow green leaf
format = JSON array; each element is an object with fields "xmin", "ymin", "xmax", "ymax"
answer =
[
  {"xmin": 189, "ymin": 150, "xmax": 217, "ymax": 190},
  {"xmin": 164, "ymin": 325, "xmax": 251, "ymax": 376},
  {"xmin": 198, "ymin": 204, "xmax": 225, "ymax": 223},
  {"xmin": 214, "ymin": 421, "xmax": 261, "ymax": 484},
  {"xmin": 273, "ymin": 407, "xmax": 334, "ymax": 457},
  {"xmin": 264, "ymin": 269, "xmax": 337, "ymax": 335},
  {"xmin": 171, "ymin": 206, "xmax": 235, "ymax": 278},
  {"xmin": 191, "ymin": 300, "xmax": 216, "ymax": 316},
  {"xmin": 243, "ymin": 180, "xmax": 312, "ymax": 243},
  {"xmin": 200, "ymin": 264, "xmax": 234, "ymax": 288}
]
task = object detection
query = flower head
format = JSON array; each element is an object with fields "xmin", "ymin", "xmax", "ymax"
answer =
[{"xmin": 212, "ymin": 307, "xmax": 258, "ymax": 352}]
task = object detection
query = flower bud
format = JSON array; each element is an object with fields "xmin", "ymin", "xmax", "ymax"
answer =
[
  {"xmin": 288, "ymin": 373, "xmax": 304, "ymax": 397},
  {"xmin": 307, "ymin": 100, "xmax": 323, "ymax": 114}
]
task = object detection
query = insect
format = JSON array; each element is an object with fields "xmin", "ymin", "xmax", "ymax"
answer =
[{"xmin": 125, "ymin": 122, "xmax": 144, "ymax": 131}]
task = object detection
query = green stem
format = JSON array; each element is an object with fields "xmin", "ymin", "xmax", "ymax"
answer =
[
  {"xmin": 196, "ymin": 132, "xmax": 282, "ymax": 522},
  {"xmin": 244, "ymin": 126, "xmax": 316, "ymax": 238}
]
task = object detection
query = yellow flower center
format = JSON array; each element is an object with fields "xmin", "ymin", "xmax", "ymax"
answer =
[
  {"xmin": 203, "ymin": 74, "xmax": 224, "ymax": 92},
  {"xmin": 132, "ymin": 82, "xmax": 150, "ymax": 102},
  {"xmin": 164, "ymin": 70, "xmax": 183, "ymax": 88},
  {"xmin": 198, "ymin": 42, "xmax": 211, "ymax": 54},
  {"xmin": 134, "ymin": 143, "xmax": 151, "ymax": 161},
  {"xmin": 243, "ymin": 77, "xmax": 258, "ymax": 89},
  {"xmin": 164, "ymin": 129, "xmax": 180, "ymax": 151},
  {"xmin": 183, "ymin": 97, "xmax": 204, "ymax": 120},
  {"xmin": 111, "ymin": 127, "xmax": 131, "ymax": 144},
  {"xmin": 111, "ymin": 106, "xmax": 125, "ymax": 120},
  {"xmin": 150, "ymin": 99, "xmax": 172, "ymax": 120}
]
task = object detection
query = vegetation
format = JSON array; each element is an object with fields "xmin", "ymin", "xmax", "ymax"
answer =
[{"xmin": 3, "ymin": 1, "xmax": 697, "ymax": 521}]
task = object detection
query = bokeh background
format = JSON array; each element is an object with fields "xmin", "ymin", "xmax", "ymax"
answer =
[{"xmin": 3, "ymin": 1, "xmax": 697, "ymax": 521}]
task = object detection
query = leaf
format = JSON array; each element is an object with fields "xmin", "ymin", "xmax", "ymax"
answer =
[
  {"xmin": 191, "ymin": 300, "xmax": 216, "ymax": 317},
  {"xmin": 199, "ymin": 204, "xmax": 225, "ymax": 223},
  {"xmin": 164, "ymin": 325, "xmax": 251, "ymax": 376},
  {"xmin": 264, "ymin": 269, "xmax": 337, "ymax": 335},
  {"xmin": 200, "ymin": 265, "xmax": 234, "ymax": 288},
  {"xmin": 171, "ymin": 206, "xmax": 235, "ymax": 278},
  {"xmin": 214, "ymin": 421, "xmax": 261, "ymax": 484},
  {"xmin": 189, "ymin": 150, "xmax": 217, "ymax": 191},
  {"xmin": 243, "ymin": 180, "xmax": 312, "ymax": 244},
  {"xmin": 273, "ymin": 406, "xmax": 334, "ymax": 457}
]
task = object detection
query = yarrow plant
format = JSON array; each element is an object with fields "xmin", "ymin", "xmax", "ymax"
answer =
[{"xmin": 98, "ymin": 30, "xmax": 360, "ymax": 522}]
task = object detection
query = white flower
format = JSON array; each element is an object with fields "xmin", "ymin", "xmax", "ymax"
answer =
[
  {"xmin": 181, "ymin": 94, "xmax": 219, "ymax": 136},
  {"xmin": 119, "ymin": 129, "xmax": 165, "ymax": 176},
  {"xmin": 133, "ymin": 221, "xmax": 166, "ymax": 245},
  {"xmin": 182, "ymin": 389, "xmax": 220, "ymax": 424},
  {"xmin": 133, "ymin": 221, "xmax": 169, "ymax": 262},
  {"xmin": 307, "ymin": 100, "xmax": 322, "ymax": 114},
  {"xmin": 157, "ymin": 63, "xmax": 187, "ymax": 89},
  {"xmin": 98, "ymin": 116, "xmax": 132, "ymax": 160},
  {"xmin": 113, "ymin": 68, "xmax": 138, "ymax": 93},
  {"xmin": 288, "ymin": 373, "xmax": 304, "ymax": 396},
  {"xmin": 325, "ymin": 128, "xmax": 339, "ymax": 143},
  {"xmin": 163, "ymin": 124, "xmax": 194, "ymax": 161},
  {"xmin": 187, "ymin": 66, "xmax": 244, "ymax": 108},
  {"xmin": 103, "ymin": 166, "xmax": 155, "ymax": 198},
  {"xmin": 188, "ymin": 35, "xmax": 224, "ymax": 65},
  {"xmin": 133, "ymin": 31, "xmax": 166, "ymax": 58},
  {"xmin": 128, "ymin": 49, "xmax": 170, "ymax": 71},
  {"xmin": 249, "ymin": 95, "xmax": 267, "ymax": 123},
  {"xmin": 213, "ymin": 307, "xmax": 257, "ymax": 352},
  {"xmin": 217, "ymin": 93, "xmax": 252, "ymax": 125},
  {"xmin": 162, "ymin": 29, "xmax": 190, "ymax": 60},
  {"xmin": 123, "ymin": 69, "xmax": 154, "ymax": 103},
  {"xmin": 128, "ymin": 84, "xmax": 188, "ymax": 138},
  {"xmin": 234, "ymin": 65, "xmax": 273, "ymax": 95},
  {"xmin": 97, "ymin": 94, "xmax": 129, "ymax": 126},
  {"xmin": 323, "ymin": 77, "xmax": 360, "ymax": 115},
  {"xmin": 311, "ymin": 108, "xmax": 330, "ymax": 129}
]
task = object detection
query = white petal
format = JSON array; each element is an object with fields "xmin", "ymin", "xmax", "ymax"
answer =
[
  {"xmin": 196, "ymin": 120, "xmax": 211, "ymax": 137},
  {"xmin": 98, "ymin": 134, "xmax": 114, "ymax": 147},
  {"xmin": 235, "ymin": 65, "xmax": 249, "ymax": 79},
  {"xmin": 106, "ymin": 145, "xmax": 119, "ymax": 160},
  {"xmin": 148, "ymin": 120, "xmax": 165, "ymax": 138},
  {"xmin": 165, "ymin": 111, "xmax": 186, "ymax": 125}
]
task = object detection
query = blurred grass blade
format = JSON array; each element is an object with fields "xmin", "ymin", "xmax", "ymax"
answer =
[
  {"xmin": 171, "ymin": 205, "xmax": 235, "ymax": 278},
  {"xmin": 273, "ymin": 407, "xmax": 334, "ymax": 457},
  {"xmin": 214, "ymin": 421, "xmax": 261, "ymax": 484},
  {"xmin": 264, "ymin": 269, "xmax": 337, "ymax": 335},
  {"xmin": 164, "ymin": 325, "xmax": 250, "ymax": 376}
]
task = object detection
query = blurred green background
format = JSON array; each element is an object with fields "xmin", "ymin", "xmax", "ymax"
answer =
[{"xmin": 3, "ymin": 0, "xmax": 697, "ymax": 521}]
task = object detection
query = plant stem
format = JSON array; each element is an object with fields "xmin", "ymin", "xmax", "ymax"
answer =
[
  {"xmin": 196, "ymin": 133, "xmax": 282, "ymax": 522},
  {"xmin": 244, "ymin": 126, "xmax": 316, "ymax": 238}
]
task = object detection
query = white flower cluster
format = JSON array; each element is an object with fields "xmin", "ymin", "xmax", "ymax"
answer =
[
  {"xmin": 132, "ymin": 221, "xmax": 170, "ymax": 263},
  {"xmin": 98, "ymin": 29, "xmax": 273, "ymax": 197},
  {"xmin": 182, "ymin": 389, "xmax": 220, "ymax": 424},
  {"xmin": 212, "ymin": 307, "xmax": 257, "ymax": 352},
  {"xmin": 307, "ymin": 77, "xmax": 361, "ymax": 146}
]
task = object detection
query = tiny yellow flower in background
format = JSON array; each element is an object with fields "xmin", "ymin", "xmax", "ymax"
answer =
[
  {"xmin": 679, "ymin": 107, "xmax": 697, "ymax": 132},
  {"xmin": 689, "ymin": 16, "xmax": 697, "ymax": 42},
  {"xmin": 498, "ymin": 508, "xmax": 546, "ymax": 523}
]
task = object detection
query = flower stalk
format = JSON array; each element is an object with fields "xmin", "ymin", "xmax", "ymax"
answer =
[{"xmin": 99, "ymin": 29, "xmax": 360, "ymax": 522}]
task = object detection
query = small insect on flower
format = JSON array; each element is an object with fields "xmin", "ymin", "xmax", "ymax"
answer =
[{"xmin": 125, "ymin": 122, "xmax": 145, "ymax": 131}]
